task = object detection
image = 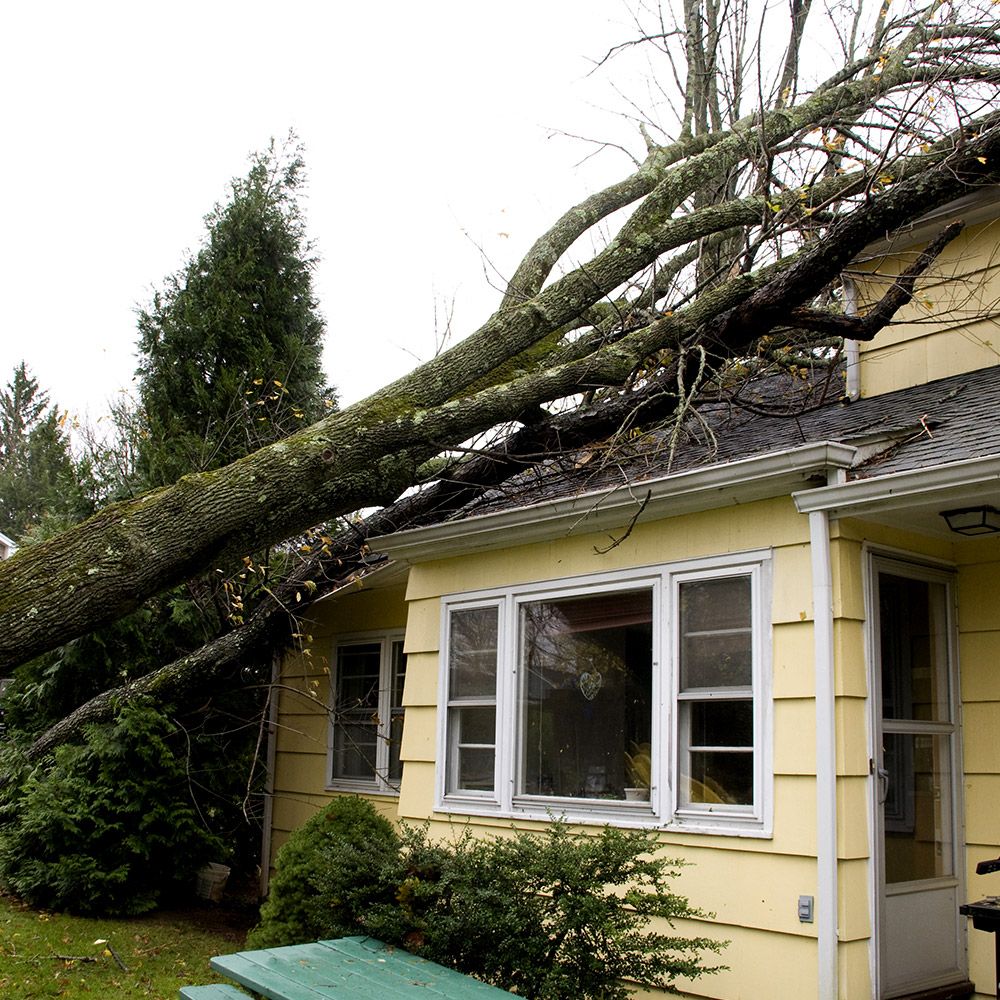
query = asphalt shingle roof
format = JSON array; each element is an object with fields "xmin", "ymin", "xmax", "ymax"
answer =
[{"xmin": 457, "ymin": 364, "xmax": 1000, "ymax": 518}]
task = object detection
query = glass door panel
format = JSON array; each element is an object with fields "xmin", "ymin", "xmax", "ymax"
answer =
[{"xmin": 875, "ymin": 565, "xmax": 963, "ymax": 998}]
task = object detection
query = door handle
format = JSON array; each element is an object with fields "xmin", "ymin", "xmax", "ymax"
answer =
[{"xmin": 877, "ymin": 765, "xmax": 890, "ymax": 804}]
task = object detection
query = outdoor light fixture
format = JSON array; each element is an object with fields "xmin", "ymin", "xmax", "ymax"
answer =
[{"xmin": 940, "ymin": 505, "xmax": 1000, "ymax": 536}]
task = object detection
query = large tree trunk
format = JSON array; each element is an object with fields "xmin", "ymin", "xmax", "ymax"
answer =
[
  {"xmin": 2, "ymin": 21, "xmax": 999, "ymax": 673},
  {"xmin": 18, "ymin": 217, "xmax": 969, "ymax": 761}
]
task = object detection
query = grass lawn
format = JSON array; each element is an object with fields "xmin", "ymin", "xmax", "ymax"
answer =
[{"xmin": 0, "ymin": 891, "xmax": 254, "ymax": 999}]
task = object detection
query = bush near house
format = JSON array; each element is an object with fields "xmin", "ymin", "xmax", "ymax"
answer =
[
  {"xmin": 0, "ymin": 702, "xmax": 221, "ymax": 916},
  {"xmin": 251, "ymin": 797, "xmax": 724, "ymax": 999},
  {"xmin": 248, "ymin": 795, "xmax": 401, "ymax": 949}
]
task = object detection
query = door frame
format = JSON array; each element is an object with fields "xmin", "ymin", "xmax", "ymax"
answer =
[{"xmin": 864, "ymin": 548, "xmax": 967, "ymax": 999}]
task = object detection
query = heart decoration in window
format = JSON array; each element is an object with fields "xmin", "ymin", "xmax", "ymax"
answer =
[{"xmin": 578, "ymin": 670, "xmax": 603, "ymax": 701}]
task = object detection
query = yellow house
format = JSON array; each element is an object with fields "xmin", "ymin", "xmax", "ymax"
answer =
[{"xmin": 265, "ymin": 196, "xmax": 1000, "ymax": 1000}]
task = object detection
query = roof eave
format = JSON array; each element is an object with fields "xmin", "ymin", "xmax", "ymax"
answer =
[
  {"xmin": 373, "ymin": 442, "xmax": 858, "ymax": 564},
  {"xmin": 855, "ymin": 185, "xmax": 1000, "ymax": 258},
  {"xmin": 792, "ymin": 454, "xmax": 1000, "ymax": 519}
]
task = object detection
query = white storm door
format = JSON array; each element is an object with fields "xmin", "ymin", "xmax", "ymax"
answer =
[{"xmin": 872, "ymin": 560, "xmax": 964, "ymax": 999}]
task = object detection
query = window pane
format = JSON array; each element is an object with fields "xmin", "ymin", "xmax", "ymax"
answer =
[
  {"xmin": 883, "ymin": 733, "xmax": 955, "ymax": 883},
  {"xmin": 455, "ymin": 705, "xmax": 496, "ymax": 744},
  {"xmin": 333, "ymin": 719, "xmax": 377, "ymax": 780},
  {"xmin": 520, "ymin": 590, "xmax": 652, "ymax": 800},
  {"xmin": 689, "ymin": 700, "xmax": 752, "ymax": 747},
  {"xmin": 449, "ymin": 607, "xmax": 498, "ymax": 698},
  {"xmin": 880, "ymin": 574, "xmax": 950, "ymax": 723},
  {"xmin": 388, "ymin": 711, "xmax": 404, "ymax": 784},
  {"xmin": 336, "ymin": 643, "xmax": 381, "ymax": 708},
  {"xmin": 680, "ymin": 577, "xmax": 752, "ymax": 688},
  {"xmin": 681, "ymin": 576, "xmax": 751, "ymax": 631},
  {"xmin": 458, "ymin": 747, "xmax": 495, "ymax": 791},
  {"xmin": 391, "ymin": 641, "xmax": 407, "ymax": 706},
  {"xmin": 450, "ymin": 706, "xmax": 496, "ymax": 792},
  {"xmin": 684, "ymin": 750, "xmax": 753, "ymax": 805}
]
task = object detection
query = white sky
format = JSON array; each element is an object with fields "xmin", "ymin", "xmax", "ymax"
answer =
[{"xmin": 0, "ymin": 1, "xmax": 659, "ymax": 421}]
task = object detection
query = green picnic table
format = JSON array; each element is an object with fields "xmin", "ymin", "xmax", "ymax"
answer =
[{"xmin": 180, "ymin": 935, "xmax": 513, "ymax": 999}]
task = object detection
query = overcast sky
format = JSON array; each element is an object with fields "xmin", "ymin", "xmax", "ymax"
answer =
[{"xmin": 0, "ymin": 1, "xmax": 659, "ymax": 421}]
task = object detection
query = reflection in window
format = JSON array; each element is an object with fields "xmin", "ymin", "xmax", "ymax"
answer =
[
  {"xmin": 447, "ymin": 606, "xmax": 499, "ymax": 793},
  {"xmin": 678, "ymin": 576, "xmax": 754, "ymax": 807},
  {"xmin": 520, "ymin": 590, "xmax": 652, "ymax": 800},
  {"xmin": 331, "ymin": 637, "xmax": 406, "ymax": 791}
]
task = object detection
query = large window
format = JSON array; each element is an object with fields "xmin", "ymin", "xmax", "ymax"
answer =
[
  {"xmin": 329, "ymin": 633, "xmax": 406, "ymax": 793},
  {"xmin": 438, "ymin": 556, "xmax": 770, "ymax": 833}
]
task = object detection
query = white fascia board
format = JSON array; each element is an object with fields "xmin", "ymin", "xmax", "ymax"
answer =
[
  {"xmin": 793, "ymin": 455, "xmax": 1000, "ymax": 518},
  {"xmin": 373, "ymin": 442, "xmax": 858, "ymax": 563},
  {"xmin": 0, "ymin": 531, "xmax": 16, "ymax": 556},
  {"xmin": 856, "ymin": 186, "xmax": 1000, "ymax": 257},
  {"xmin": 312, "ymin": 559, "xmax": 409, "ymax": 604}
]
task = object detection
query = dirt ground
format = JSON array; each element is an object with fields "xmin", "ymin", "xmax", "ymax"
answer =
[{"xmin": 158, "ymin": 871, "xmax": 261, "ymax": 944}]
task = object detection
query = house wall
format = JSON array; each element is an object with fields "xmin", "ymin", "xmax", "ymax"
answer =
[
  {"xmin": 831, "ymin": 520, "xmax": 1000, "ymax": 1000},
  {"xmin": 953, "ymin": 535, "xmax": 1000, "ymax": 999},
  {"xmin": 271, "ymin": 496, "xmax": 857, "ymax": 998},
  {"xmin": 268, "ymin": 501, "xmax": 1000, "ymax": 999},
  {"xmin": 396, "ymin": 495, "xmax": 864, "ymax": 1000},
  {"xmin": 852, "ymin": 217, "xmax": 1000, "ymax": 397},
  {"xmin": 268, "ymin": 582, "xmax": 408, "ymax": 860}
]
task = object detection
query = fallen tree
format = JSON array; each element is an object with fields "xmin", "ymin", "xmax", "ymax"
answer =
[
  {"xmin": 2, "ymin": 1, "xmax": 1000, "ymax": 690},
  {"xmin": 18, "ymin": 215, "xmax": 969, "ymax": 761}
]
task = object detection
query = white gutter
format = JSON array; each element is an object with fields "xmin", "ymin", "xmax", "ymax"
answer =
[
  {"xmin": 793, "ymin": 454, "xmax": 1000, "ymax": 518},
  {"xmin": 810, "ymin": 509, "xmax": 839, "ymax": 1000},
  {"xmin": 842, "ymin": 275, "xmax": 860, "ymax": 402},
  {"xmin": 374, "ymin": 442, "xmax": 858, "ymax": 562}
]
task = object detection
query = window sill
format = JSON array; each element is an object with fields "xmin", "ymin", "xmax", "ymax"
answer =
[
  {"xmin": 325, "ymin": 781, "xmax": 401, "ymax": 798},
  {"xmin": 435, "ymin": 796, "xmax": 771, "ymax": 838}
]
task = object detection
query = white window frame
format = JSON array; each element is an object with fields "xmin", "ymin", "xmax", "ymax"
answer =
[
  {"xmin": 327, "ymin": 630, "xmax": 406, "ymax": 795},
  {"xmin": 436, "ymin": 552, "xmax": 772, "ymax": 836}
]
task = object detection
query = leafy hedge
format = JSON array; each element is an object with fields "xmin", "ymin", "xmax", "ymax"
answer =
[
  {"xmin": 250, "ymin": 797, "xmax": 724, "ymax": 998},
  {"xmin": 0, "ymin": 702, "xmax": 221, "ymax": 916},
  {"xmin": 248, "ymin": 795, "xmax": 400, "ymax": 949}
]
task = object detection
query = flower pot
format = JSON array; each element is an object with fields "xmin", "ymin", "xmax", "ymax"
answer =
[{"xmin": 195, "ymin": 862, "xmax": 231, "ymax": 902}]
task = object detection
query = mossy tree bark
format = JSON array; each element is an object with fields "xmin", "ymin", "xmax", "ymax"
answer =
[{"xmin": 2, "ymin": 9, "xmax": 999, "ymax": 680}]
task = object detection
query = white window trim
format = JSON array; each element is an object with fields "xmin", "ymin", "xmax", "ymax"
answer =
[
  {"xmin": 326, "ymin": 629, "xmax": 405, "ymax": 796},
  {"xmin": 436, "ymin": 552, "xmax": 773, "ymax": 837}
]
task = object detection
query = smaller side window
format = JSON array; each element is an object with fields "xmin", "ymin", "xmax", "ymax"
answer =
[
  {"xmin": 676, "ymin": 574, "xmax": 756, "ymax": 813},
  {"xmin": 445, "ymin": 605, "xmax": 499, "ymax": 796},
  {"xmin": 330, "ymin": 635, "xmax": 406, "ymax": 793}
]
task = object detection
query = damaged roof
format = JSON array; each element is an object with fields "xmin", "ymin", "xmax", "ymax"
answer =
[{"xmin": 449, "ymin": 363, "xmax": 1000, "ymax": 522}]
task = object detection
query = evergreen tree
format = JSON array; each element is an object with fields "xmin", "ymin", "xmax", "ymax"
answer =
[
  {"xmin": 0, "ymin": 363, "xmax": 87, "ymax": 541},
  {"xmin": 2, "ymin": 143, "xmax": 337, "ymax": 908},
  {"xmin": 136, "ymin": 137, "xmax": 333, "ymax": 487}
]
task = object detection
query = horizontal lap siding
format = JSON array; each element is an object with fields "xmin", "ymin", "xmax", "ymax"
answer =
[
  {"xmin": 397, "ymin": 498, "xmax": 868, "ymax": 999},
  {"xmin": 855, "ymin": 220, "xmax": 1000, "ymax": 396},
  {"xmin": 956, "ymin": 542, "xmax": 1000, "ymax": 998},
  {"xmin": 268, "ymin": 584, "xmax": 409, "ymax": 865}
]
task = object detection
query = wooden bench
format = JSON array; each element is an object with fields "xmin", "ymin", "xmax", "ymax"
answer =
[
  {"xmin": 182, "ymin": 935, "xmax": 512, "ymax": 998},
  {"xmin": 179, "ymin": 986, "xmax": 252, "ymax": 1000}
]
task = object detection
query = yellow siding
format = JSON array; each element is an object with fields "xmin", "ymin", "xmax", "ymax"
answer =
[
  {"xmin": 834, "ymin": 618, "xmax": 868, "ymax": 698},
  {"xmin": 268, "ymin": 581, "xmax": 409, "ymax": 861},
  {"xmin": 403, "ymin": 497, "xmax": 809, "ymax": 601},
  {"xmin": 773, "ymin": 620, "xmax": 815, "ymax": 698},
  {"xmin": 275, "ymin": 497, "xmax": 1000, "ymax": 998},
  {"xmin": 853, "ymin": 217, "xmax": 1000, "ymax": 396},
  {"xmin": 952, "ymin": 548, "xmax": 1000, "ymax": 999}
]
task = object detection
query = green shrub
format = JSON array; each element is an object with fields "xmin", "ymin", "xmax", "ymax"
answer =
[
  {"xmin": 0, "ymin": 702, "xmax": 221, "ymax": 916},
  {"xmin": 255, "ymin": 798, "xmax": 724, "ymax": 999},
  {"xmin": 247, "ymin": 796, "xmax": 400, "ymax": 949},
  {"xmin": 364, "ymin": 822, "xmax": 724, "ymax": 999}
]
